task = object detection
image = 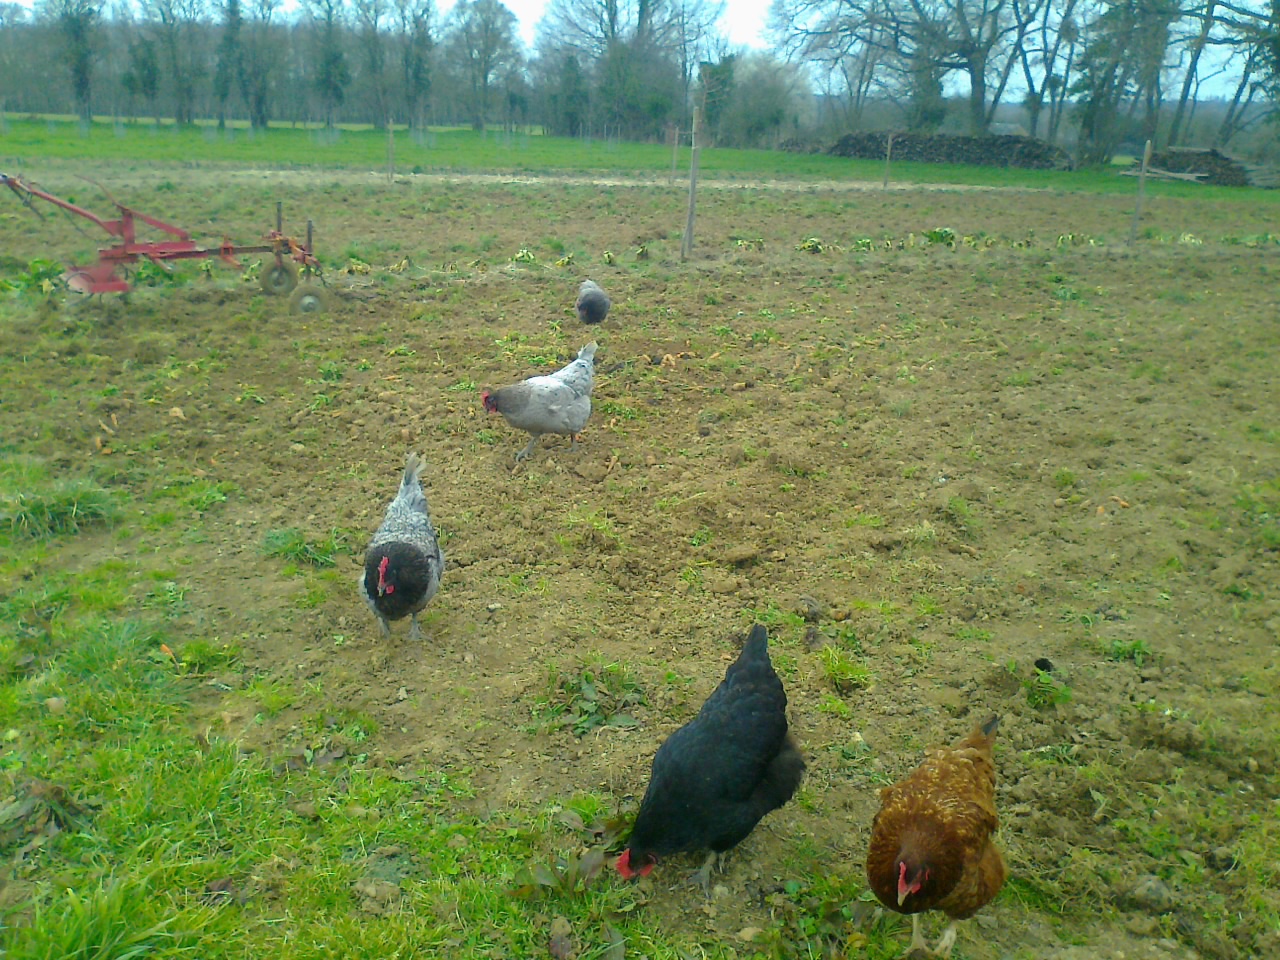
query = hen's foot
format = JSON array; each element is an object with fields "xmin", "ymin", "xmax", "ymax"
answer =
[
  {"xmin": 687, "ymin": 851, "xmax": 725, "ymax": 897},
  {"xmin": 409, "ymin": 616, "xmax": 423, "ymax": 641}
]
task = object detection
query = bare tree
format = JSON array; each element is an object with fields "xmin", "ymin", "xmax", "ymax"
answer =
[
  {"xmin": 39, "ymin": 0, "xmax": 104, "ymax": 122},
  {"xmin": 353, "ymin": 0, "xmax": 391, "ymax": 125},
  {"xmin": 394, "ymin": 0, "xmax": 433, "ymax": 129},
  {"xmin": 306, "ymin": 0, "xmax": 352, "ymax": 126},
  {"xmin": 446, "ymin": 0, "xmax": 521, "ymax": 131},
  {"xmin": 213, "ymin": 0, "xmax": 243, "ymax": 127},
  {"xmin": 141, "ymin": 0, "xmax": 208, "ymax": 125},
  {"xmin": 239, "ymin": 0, "xmax": 278, "ymax": 129}
]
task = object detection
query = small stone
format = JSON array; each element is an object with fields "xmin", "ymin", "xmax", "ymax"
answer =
[
  {"xmin": 396, "ymin": 687, "xmax": 408, "ymax": 701},
  {"xmin": 447, "ymin": 834, "xmax": 469, "ymax": 848},
  {"xmin": 723, "ymin": 544, "xmax": 759, "ymax": 565},
  {"xmin": 486, "ymin": 602, "xmax": 502, "ymax": 613},
  {"xmin": 1245, "ymin": 757, "xmax": 1259, "ymax": 773},
  {"xmin": 708, "ymin": 577, "xmax": 739, "ymax": 595},
  {"xmin": 43, "ymin": 696, "xmax": 66, "ymax": 713},
  {"xmin": 289, "ymin": 443, "xmax": 306, "ymax": 454}
]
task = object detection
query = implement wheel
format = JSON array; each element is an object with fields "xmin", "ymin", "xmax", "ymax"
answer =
[
  {"xmin": 261, "ymin": 259, "xmax": 299, "ymax": 296},
  {"xmin": 290, "ymin": 284, "xmax": 328, "ymax": 315}
]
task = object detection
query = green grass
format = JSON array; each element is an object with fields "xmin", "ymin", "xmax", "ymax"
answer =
[
  {"xmin": 0, "ymin": 456, "xmax": 118, "ymax": 540},
  {"xmin": 262, "ymin": 527, "xmax": 349, "ymax": 568},
  {"xmin": 9, "ymin": 117, "xmax": 1280, "ymax": 200}
]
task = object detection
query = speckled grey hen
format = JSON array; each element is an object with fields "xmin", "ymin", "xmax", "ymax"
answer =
[
  {"xmin": 481, "ymin": 341, "xmax": 597, "ymax": 461},
  {"xmin": 576, "ymin": 279, "xmax": 611, "ymax": 324},
  {"xmin": 361, "ymin": 452, "xmax": 444, "ymax": 640}
]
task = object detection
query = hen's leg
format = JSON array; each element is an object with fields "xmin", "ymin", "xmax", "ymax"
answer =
[
  {"xmin": 904, "ymin": 914, "xmax": 930, "ymax": 958},
  {"xmin": 931, "ymin": 922, "xmax": 958, "ymax": 958},
  {"xmin": 688, "ymin": 850, "xmax": 722, "ymax": 896},
  {"xmin": 409, "ymin": 614, "xmax": 422, "ymax": 641},
  {"xmin": 376, "ymin": 614, "xmax": 391, "ymax": 639},
  {"xmin": 515, "ymin": 435, "xmax": 540, "ymax": 462}
]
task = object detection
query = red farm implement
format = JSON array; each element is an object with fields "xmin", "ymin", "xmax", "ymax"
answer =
[{"xmin": 1, "ymin": 172, "xmax": 326, "ymax": 312}]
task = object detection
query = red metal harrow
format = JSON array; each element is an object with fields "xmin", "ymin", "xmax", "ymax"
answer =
[{"xmin": 1, "ymin": 172, "xmax": 325, "ymax": 310}]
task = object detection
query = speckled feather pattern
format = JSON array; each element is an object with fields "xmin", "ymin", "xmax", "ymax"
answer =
[
  {"xmin": 362, "ymin": 452, "xmax": 443, "ymax": 627},
  {"xmin": 368, "ymin": 452, "xmax": 440, "ymax": 554}
]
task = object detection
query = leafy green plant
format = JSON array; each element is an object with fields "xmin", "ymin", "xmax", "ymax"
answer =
[
  {"xmin": 1107, "ymin": 638, "xmax": 1151, "ymax": 666},
  {"xmin": 533, "ymin": 658, "xmax": 644, "ymax": 737},
  {"xmin": 1024, "ymin": 669, "xmax": 1072, "ymax": 708}
]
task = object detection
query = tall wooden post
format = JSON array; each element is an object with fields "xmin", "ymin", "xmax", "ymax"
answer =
[
  {"xmin": 680, "ymin": 106, "xmax": 702, "ymax": 261},
  {"xmin": 669, "ymin": 124, "xmax": 679, "ymax": 185},
  {"xmin": 883, "ymin": 132, "xmax": 895, "ymax": 189},
  {"xmin": 1129, "ymin": 139, "xmax": 1153, "ymax": 245},
  {"xmin": 387, "ymin": 118, "xmax": 395, "ymax": 183}
]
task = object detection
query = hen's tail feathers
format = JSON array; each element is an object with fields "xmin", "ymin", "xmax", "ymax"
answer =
[
  {"xmin": 980, "ymin": 714, "xmax": 1000, "ymax": 738},
  {"xmin": 402, "ymin": 451, "xmax": 424, "ymax": 490},
  {"xmin": 578, "ymin": 341, "xmax": 598, "ymax": 363}
]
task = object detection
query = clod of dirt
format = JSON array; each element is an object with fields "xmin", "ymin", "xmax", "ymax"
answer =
[
  {"xmin": 1206, "ymin": 846, "xmax": 1238, "ymax": 872},
  {"xmin": 795, "ymin": 596, "xmax": 825, "ymax": 623},
  {"xmin": 1127, "ymin": 874, "xmax": 1175, "ymax": 914},
  {"xmin": 722, "ymin": 544, "xmax": 760, "ymax": 565},
  {"xmin": 549, "ymin": 916, "xmax": 574, "ymax": 960},
  {"xmin": 352, "ymin": 876, "xmax": 401, "ymax": 914}
]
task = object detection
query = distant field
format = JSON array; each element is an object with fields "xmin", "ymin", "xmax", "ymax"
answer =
[{"xmin": 4, "ymin": 116, "xmax": 1277, "ymax": 201}]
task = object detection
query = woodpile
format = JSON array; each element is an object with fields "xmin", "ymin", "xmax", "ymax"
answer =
[
  {"xmin": 825, "ymin": 132, "xmax": 1074, "ymax": 170},
  {"xmin": 1132, "ymin": 147, "xmax": 1279, "ymax": 188},
  {"xmin": 1140, "ymin": 148, "xmax": 1252, "ymax": 187}
]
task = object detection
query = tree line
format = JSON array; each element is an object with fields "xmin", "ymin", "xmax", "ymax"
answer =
[{"xmin": 1, "ymin": 0, "xmax": 1277, "ymax": 161}]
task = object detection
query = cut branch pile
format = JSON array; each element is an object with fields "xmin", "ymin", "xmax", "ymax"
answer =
[
  {"xmin": 1139, "ymin": 148, "xmax": 1255, "ymax": 187},
  {"xmin": 825, "ymin": 132, "xmax": 1074, "ymax": 170}
]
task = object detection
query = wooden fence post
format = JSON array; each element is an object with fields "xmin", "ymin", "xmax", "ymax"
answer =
[
  {"xmin": 1129, "ymin": 139, "xmax": 1153, "ymax": 245},
  {"xmin": 680, "ymin": 106, "xmax": 702, "ymax": 261}
]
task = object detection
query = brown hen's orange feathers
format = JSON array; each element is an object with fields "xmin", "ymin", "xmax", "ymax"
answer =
[{"xmin": 866, "ymin": 716, "xmax": 1005, "ymax": 957}]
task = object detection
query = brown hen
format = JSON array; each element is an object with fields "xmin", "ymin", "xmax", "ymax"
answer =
[{"xmin": 866, "ymin": 715, "xmax": 1006, "ymax": 958}]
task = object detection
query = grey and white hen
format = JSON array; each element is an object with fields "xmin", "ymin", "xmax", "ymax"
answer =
[
  {"xmin": 576, "ymin": 279, "xmax": 611, "ymax": 325},
  {"xmin": 362, "ymin": 451, "xmax": 444, "ymax": 640},
  {"xmin": 481, "ymin": 341, "xmax": 597, "ymax": 462}
]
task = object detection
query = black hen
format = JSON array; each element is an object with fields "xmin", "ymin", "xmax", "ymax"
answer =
[
  {"xmin": 616, "ymin": 624, "xmax": 805, "ymax": 891},
  {"xmin": 362, "ymin": 452, "xmax": 444, "ymax": 640}
]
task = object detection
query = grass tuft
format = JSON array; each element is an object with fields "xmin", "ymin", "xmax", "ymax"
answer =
[{"xmin": 0, "ymin": 456, "xmax": 117, "ymax": 540}]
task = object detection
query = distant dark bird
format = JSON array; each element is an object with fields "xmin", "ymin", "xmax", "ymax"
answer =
[
  {"xmin": 866, "ymin": 715, "xmax": 1006, "ymax": 959},
  {"xmin": 616, "ymin": 624, "xmax": 805, "ymax": 892},
  {"xmin": 481, "ymin": 341, "xmax": 597, "ymax": 462},
  {"xmin": 361, "ymin": 452, "xmax": 444, "ymax": 640},
  {"xmin": 576, "ymin": 279, "xmax": 611, "ymax": 325}
]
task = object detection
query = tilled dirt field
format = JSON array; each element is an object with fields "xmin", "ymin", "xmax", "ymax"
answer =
[{"xmin": 2, "ymin": 165, "xmax": 1278, "ymax": 959}]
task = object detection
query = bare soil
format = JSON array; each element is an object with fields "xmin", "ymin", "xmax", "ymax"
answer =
[{"xmin": 2, "ymin": 165, "xmax": 1278, "ymax": 959}]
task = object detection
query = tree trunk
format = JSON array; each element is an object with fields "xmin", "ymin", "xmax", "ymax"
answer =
[{"xmin": 1167, "ymin": 0, "xmax": 1216, "ymax": 146}]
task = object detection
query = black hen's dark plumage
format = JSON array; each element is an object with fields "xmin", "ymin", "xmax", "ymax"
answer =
[{"xmin": 617, "ymin": 624, "xmax": 804, "ymax": 888}]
